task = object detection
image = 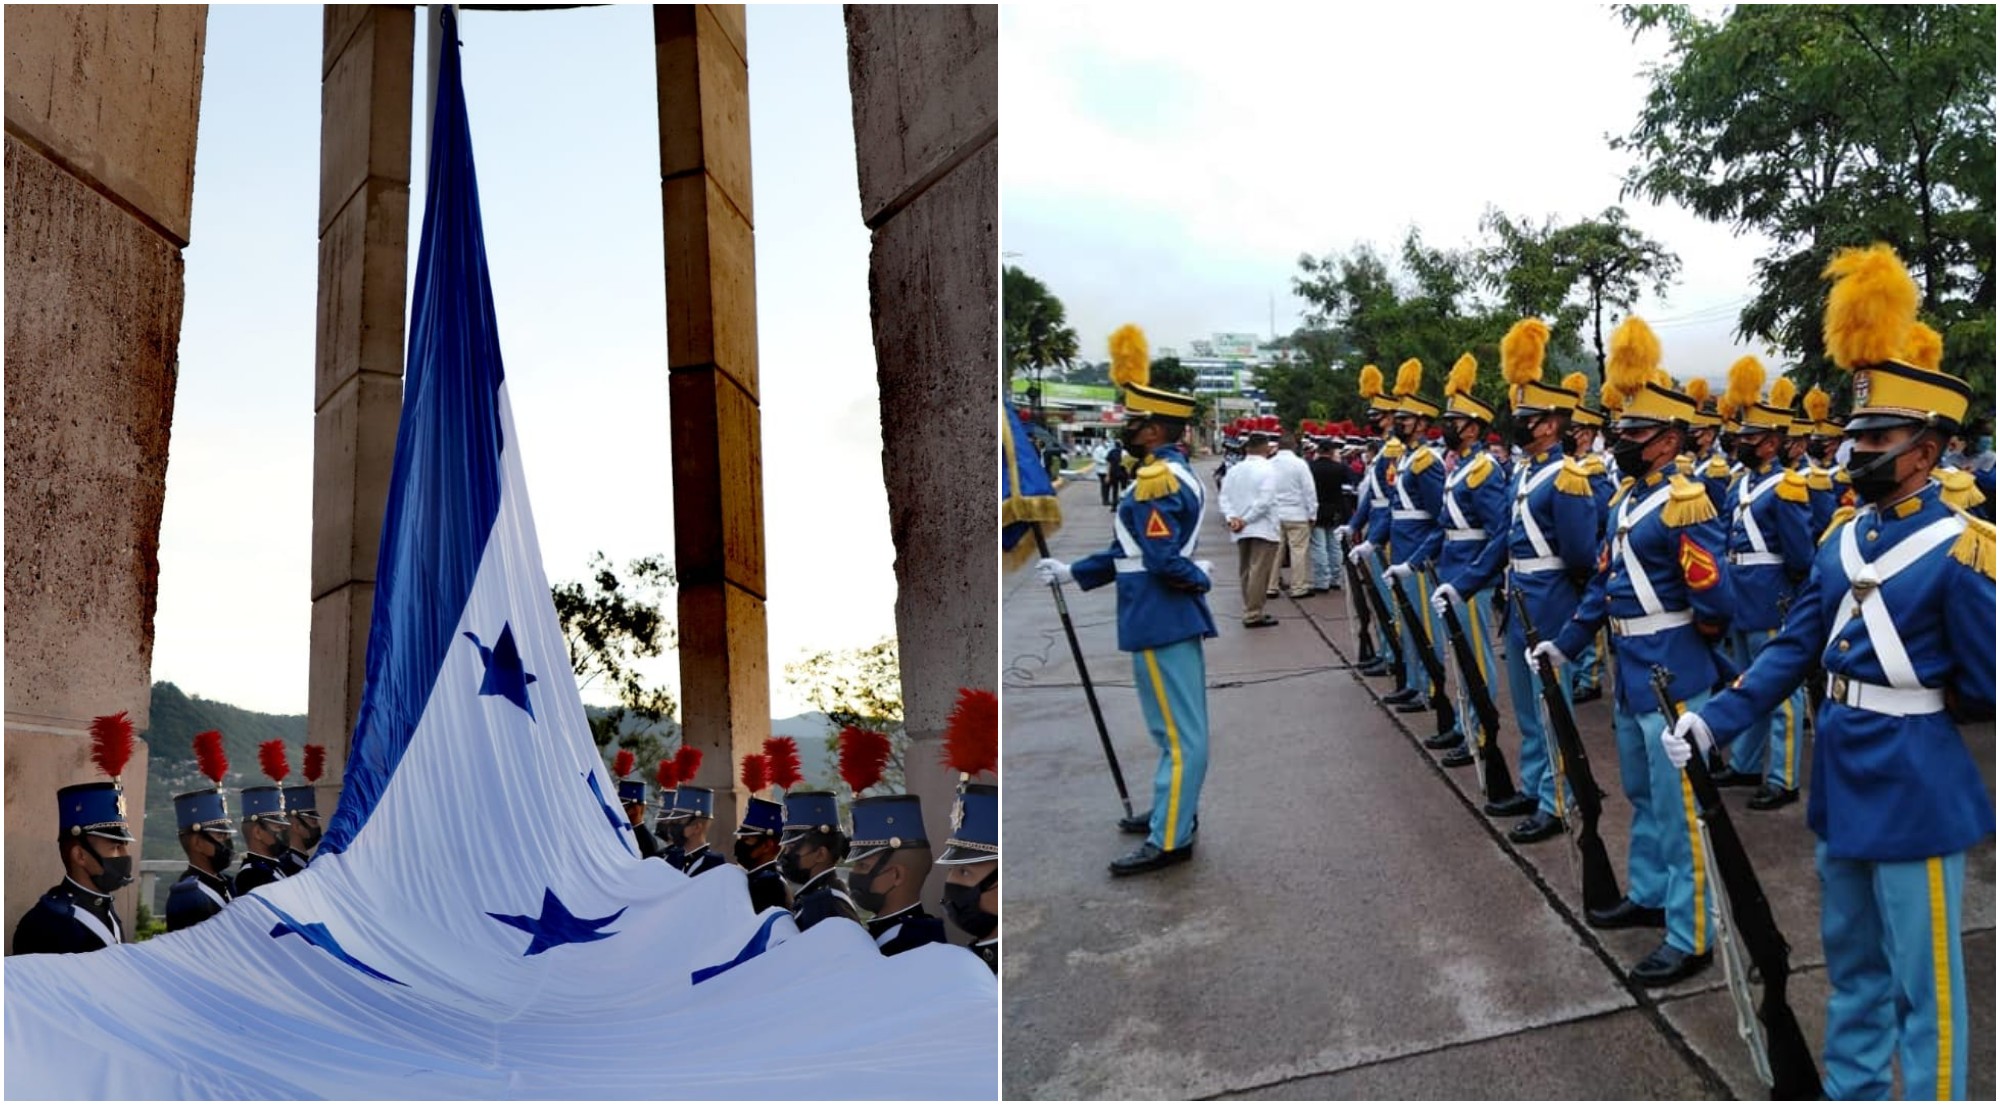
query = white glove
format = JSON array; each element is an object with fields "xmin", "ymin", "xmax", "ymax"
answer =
[
  {"xmin": 1193, "ymin": 559, "xmax": 1214, "ymax": 578},
  {"xmin": 1333, "ymin": 525, "xmax": 1352, "ymax": 543},
  {"xmin": 1663, "ymin": 711, "xmax": 1714, "ymax": 770},
  {"xmin": 1385, "ymin": 562, "xmax": 1414, "ymax": 582},
  {"xmin": 1431, "ymin": 583, "xmax": 1462, "ymax": 617},
  {"xmin": 1527, "ymin": 640, "xmax": 1567, "ymax": 670},
  {"xmin": 1036, "ymin": 558, "xmax": 1073, "ymax": 586},
  {"xmin": 1348, "ymin": 540, "xmax": 1376, "ymax": 565}
]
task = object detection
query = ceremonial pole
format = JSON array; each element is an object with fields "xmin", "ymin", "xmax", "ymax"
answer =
[{"xmin": 1031, "ymin": 522, "xmax": 1136, "ymax": 820}]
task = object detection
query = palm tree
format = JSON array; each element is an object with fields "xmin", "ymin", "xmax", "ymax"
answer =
[{"xmin": 1004, "ymin": 266, "xmax": 1079, "ymax": 420}]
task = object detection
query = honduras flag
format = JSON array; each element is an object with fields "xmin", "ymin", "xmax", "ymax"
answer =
[{"xmin": 4, "ymin": 12, "xmax": 995, "ymax": 1097}]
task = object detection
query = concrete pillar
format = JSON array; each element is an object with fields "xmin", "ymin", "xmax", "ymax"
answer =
[
  {"xmin": 842, "ymin": 6, "xmax": 999, "ymax": 923},
  {"xmin": 310, "ymin": 5, "xmax": 414, "ymax": 817},
  {"xmin": 654, "ymin": 5, "xmax": 767, "ymax": 831},
  {"xmin": 3, "ymin": 4, "xmax": 207, "ymax": 948}
]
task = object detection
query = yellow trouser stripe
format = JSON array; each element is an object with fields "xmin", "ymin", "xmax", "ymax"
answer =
[
  {"xmin": 1678, "ymin": 733, "xmax": 1707, "ymax": 953},
  {"xmin": 1144, "ymin": 649, "xmax": 1184, "ymax": 851},
  {"xmin": 1930, "ymin": 857, "xmax": 1951, "ymax": 1099},
  {"xmin": 1466, "ymin": 593, "xmax": 1491, "ymax": 687}
]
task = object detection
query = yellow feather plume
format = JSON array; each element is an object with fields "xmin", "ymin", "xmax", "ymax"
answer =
[
  {"xmin": 1108, "ymin": 323, "xmax": 1150, "ymax": 390},
  {"xmin": 1725, "ymin": 355, "xmax": 1765, "ymax": 412},
  {"xmin": 1602, "ymin": 383, "xmax": 1627, "ymax": 414},
  {"xmin": 1768, "ymin": 376, "xmax": 1797, "ymax": 411},
  {"xmin": 1359, "ymin": 363, "xmax": 1384, "ymax": 400},
  {"xmin": 1803, "ymin": 385, "xmax": 1831, "ymax": 423},
  {"xmin": 1684, "ymin": 377, "xmax": 1710, "ymax": 404},
  {"xmin": 1445, "ymin": 353, "xmax": 1477, "ymax": 398},
  {"xmin": 1394, "ymin": 358, "xmax": 1423, "ymax": 398},
  {"xmin": 1500, "ymin": 319, "xmax": 1549, "ymax": 386},
  {"xmin": 1717, "ymin": 394, "xmax": 1741, "ymax": 420},
  {"xmin": 1822, "ymin": 243, "xmax": 1919, "ymax": 370},
  {"xmin": 1605, "ymin": 316, "xmax": 1662, "ymax": 400},
  {"xmin": 1561, "ymin": 371, "xmax": 1587, "ymax": 395},
  {"xmin": 1650, "ymin": 367, "xmax": 1674, "ymax": 390},
  {"xmin": 1902, "ymin": 321, "xmax": 1944, "ymax": 371}
]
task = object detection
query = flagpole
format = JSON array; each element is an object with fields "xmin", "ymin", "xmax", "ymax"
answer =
[{"xmin": 1030, "ymin": 522, "xmax": 1135, "ymax": 820}]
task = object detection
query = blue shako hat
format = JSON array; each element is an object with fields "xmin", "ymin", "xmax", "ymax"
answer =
[
  {"xmin": 938, "ymin": 783, "xmax": 997, "ymax": 865},
  {"xmin": 58, "ymin": 781, "xmax": 135, "ymax": 843},
  {"xmin": 173, "ymin": 789, "xmax": 235, "ymax": 834},
  {"xmin": 780, "ymin": 790, "xmax": 844, "ymax": 844},
  {"xmin": 849, "ymin": 794, "xmax": 927, "ymax": 861},
  {"xmin": 736, "ymin": 796, "xmax": 784, "ymax": 837},
  {"xmin": 240, "ymin": 785, "xmax": 291, "ymax": 826},
  {"xmin": 283, "ymin": 785, "xmax": 320, "ymax": 816},
  {"xmin": 616, "ymin": 779, "xmax": 647, "ymax": 806},
  {"xmin": 669, "ymin": 785, "xmax": 714, "ymax": 820}
]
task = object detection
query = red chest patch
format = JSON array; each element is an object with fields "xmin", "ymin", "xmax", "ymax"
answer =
[
  {"xmin": 1145, "ymin": 508, "xmax": 1171, "ymax": 539},
  {"xmin": 1679, "ymin": 535, "xmax": 1719, "ymax": 591}
]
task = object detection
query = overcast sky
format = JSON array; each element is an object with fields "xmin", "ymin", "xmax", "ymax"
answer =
[
  {"xmin": 1001, "ymin": 3, "xmax": 1787, "ymax": 385},
  {"xmin": 156, "ymin": 5, "xmax": 894, "ymax": 717}
]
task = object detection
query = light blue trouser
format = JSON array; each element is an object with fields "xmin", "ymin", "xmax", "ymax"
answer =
[
  {"xmin": 1503, "ymin": 632, "xmax": 1575, "ymax": 817},
  {"xmin": 1611, "ymin": 690, "xmax": 1713, "ymax": 954},
  {"xmin": 1817, "ymin": 844, "xmax": 1967, "ymax": 1100},
  {"xmin": 1308, "ymin": 525, "xmax": 1340, "ymax": 590},
  {"xmin": 1571, "ymin": 629, "xmax": 1606, "ymax": 694},
  {"xmin": 1392, "ymin": 567, "xmax": 1444, "ymax": 702},
  {"xmin": 1441, "ymin": 587, "xmax": 1497, "ymax": 757},
  {"xmin": 1133, "ymin": 638, "xmax": 1209, "ymax": 853},
  {"xmin": 1354, "ymin": 554, "xmax": 1399, "ymax": 666},
  {"xmin": 1725, "ymin": 627, "xmax": 1806, "ymax": 790}
]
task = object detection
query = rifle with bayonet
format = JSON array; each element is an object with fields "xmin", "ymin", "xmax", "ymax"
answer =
[
  {"xmin": 1379, "ymin": 551, "xmax": 1460, "ymax": 745},
  {"xmin": 1648, "ymin": 666, "xmax": 1823, "ymax": 1100},
  {"xmin": 1352, "ymin": 545, "xmax": 1406, "ymax": 688},
  {"xmin": 1335, "ymin": 528, "xmax": 1377, "ymax": 667},
  {"xmin": 1437, "ymin": 597, "xmax": 1518, "ymax": 803},
  {"xmin": 1511, "ymin": 588, "xmax": 1624, "ymax": 914}
]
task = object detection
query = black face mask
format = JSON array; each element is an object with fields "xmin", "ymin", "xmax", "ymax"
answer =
[
  {"xmin": 207, "ymin": 833, "xmax": 235, "ymax": 872},
  {"xmin": 1120, "ymin": 423, "xmax": 1150, "ymax": 459},
  {"xmin": 848, "ymin": 863, "xmax": 888, "ymax": 915},
  {"xmin": 1736, "ymin": 442, "xmax": 1766, "ymax": 469},
  {"xmin": 733, "ymin": 838, "xmax": 765, "ymax": 868},
  {"xmin": 1510, "ymin": 418, "xmax": 1538, "ymax": 448},
  {"xmin": 1808, "ymin": 440, "xmax": 1837, "ymax": 464},
  {"xmin": 1611, "ymin": 435, "xmax": 1655, "ymax": 479},
  {"xmin": 81, "ymin": 839, "xmax": 134, "ymax": 894},
  {"xmin": 1848, "ymin": 439, "xmax": 1922, "ymax": 504},
  {"xmin": 294, "ymin": 821, "xmax": 322, "ymax": 854},
  {"xmin": 779, "ymin": 849, "xmax": 812, "ymax": 885},
  {"xmin": 942, "ymin": 871, "xmax": 999, "ymax": 939}
]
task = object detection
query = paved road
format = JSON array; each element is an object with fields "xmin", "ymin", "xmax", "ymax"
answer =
[{"xmin": 1002, "ymin": 471, "xmax": 1994, "ymax": 1100}]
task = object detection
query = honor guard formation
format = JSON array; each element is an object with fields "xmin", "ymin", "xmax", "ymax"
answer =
[
  {"xmin": 1034, "ymin": 244, "xmax": 1992, "ymax": 1098},
  {"xmin": 18, "ymin": 693, "xmax": 1002, "ymax": 976}
]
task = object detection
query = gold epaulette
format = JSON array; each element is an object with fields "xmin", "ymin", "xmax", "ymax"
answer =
[
  {"xmin": 1463, "ymin": 453, "xmax": 1494, "ymax": 489},
  {"xmin": 1940, "ymin": 468, "xmax": 1986, "ymax": 511},
  {"xmin": 1608, "ymin": 475, "xmax": 1638, "ymax": 508},
  {"xmin": 1582, "ymin": 454, "xmax": 1608, "ymax": 477},
  {"xmin": 1677, "ymin": 452, "xmax": 1695, "ymax": 469},
  {"xmin": 1834, "ymin": 467, "xmax": 1852, "ymax": 485},
  {"xmin": 1951, "ymin": 511, "xmax": 1994, "ymax": 579},
  {"xmin": 1408, "ymin": 446, "xmax": 1437, "ymax": 475},
  {"xmin": 1807, "ymin": 468, "xmax": 1833, "ymax": 491},
  {"xmin": 1818, "ymin": 505, "xmax": 1857, "ymax": 546},
  {"xmin": 1704, "ymin": 455, "xmax": 1732, "ymax": 479},
  {"xmin": 1554, "ymin": 458, "xmax": 1595, "ymax": 497},
  {"xmin": 1775, "ymin": 469, "xmax": 1811, "ymax": 504},
  {"xmin": 1662, "ymin": 475, "xmax": 1717, "ymax": 527},
  {"xmin": 1381, "ymin": 439, "xmax": 1406, "ymax": 460},
  {"xmin": 1131, "ymin": 460, "xmax": 1181, "ymax": 502}
]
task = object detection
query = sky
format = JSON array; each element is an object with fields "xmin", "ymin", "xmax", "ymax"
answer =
[
  {"xmin": 156, "ymin": 5, "xmax": 895, "ymax": 717},
  {"xmin": 1001, "ymin": 3, "xmax": 1787, "ymax": 384}
]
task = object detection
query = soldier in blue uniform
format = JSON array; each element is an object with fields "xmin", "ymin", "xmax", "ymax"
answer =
[
  {"xmin": 1533, "ymin": 317, "xmax": 1734, "ymax": 986},
  {"xmin": 733, "ymin": 787, "xmax": 791, "ymax": 915},
  {"xmin": 618, "ymin": 777, "xmax": 666, "ymax": 861},
  {"xmin": 1670, "ymin": 244, "xmax": 1994, "ymax": 1100},
  {"xmin": 1037, "ymin": 323, "xmax": 1216, "ymax": 877},
  {"xmin": 846, "ymin": 793, "xmax": 945, "ymax": 956},
  {"xmin": 165, "ymin": 784, "xmax": 236, "ymax": 933},
  {"xmin": 780, "ymin": 790, "xmax": 860, "ymax": 930},
  {"xmin": 939, "ymin": 782, "xmax": 999, "ymax": 973},
  {"xmin": 1342, "ymin": 364, "xmax": 1408, "ymax": 678},
  {"xmin": 1425, "ymin": 354, "xmax": 1508, "ymax": 771},
  {"xmin": 13, "ymin": 780, "xmax": 135, "ymax": 954},
  {"xmin": 1439, "ymin": 318, "xmax": 1594, "ymax": 835},
  {"xmin": 1559, "ymin": 376, "xmax": 1614, "ymax": 704},
  {"xmin": 1372, "ymin": 361, "xmax": 1454, "ymax": 735},
  {"xmin": 1705, "ymin": 357, "xmax": 1816, "ymax": 809},
  {"xmin": 280, "ymin": 779, "xmax": 322, "ymax": 876},
  {"xmin": 231, "ymin": 784, "xmax": 292, "ymax": 896},
  {"xmin": 665, "ymin": 786, "xmax": 726, "ymax": 876}
]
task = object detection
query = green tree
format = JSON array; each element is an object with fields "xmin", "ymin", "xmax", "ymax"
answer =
[
  {"xmin": 551, "ymin": 553, "xmax": 680, "ymax": 768},
  {"xmin": 1614, "ymin": 4, "xmax": 1995, "ymax": 406},
  {"xmin": 1477, "ymin": 206, "xmax": 1680, "ymax": 376},
  {"xmin": 784, "ymin": 637, "xmax": 907, "ymax": 795},
  {"xmin": 1148, "ymin": 355, "xmax": 1210, "ymax": 424},
  {"xmin": 1003, "ymin": 266, "xmax": 1081, "ymax": 419}
]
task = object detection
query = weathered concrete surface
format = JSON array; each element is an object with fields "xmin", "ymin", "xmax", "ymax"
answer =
[
  {"xmin": 844, "ymin": 5, "xmax": 997, "ymax": 918},
  {"xmin": 1003, "ymin": 473, "xmax": 1996, "ymax": 1098}
]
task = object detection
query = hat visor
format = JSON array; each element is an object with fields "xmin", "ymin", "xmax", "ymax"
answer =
[
  {"xmin": 734, "ymin": 825, "xmax": 777, "ymax": 839},
  {"xmin": 936, "ymin": 844, "xmax": 999, "ymax": 866},
  {"xmin": 845, "ymin": 843, "xmax": 891, "ymax": 864},
  {"xmin": 85, "ymin": 826, "xmax": 136, "ymax": 844},
  {"xmin": 1843, "ymin": 411, "xmax": 1928, "ymax": 434},
  {"xmin": 1611, "ymin": 413, "xmax": 1670, "ymax": 432}
]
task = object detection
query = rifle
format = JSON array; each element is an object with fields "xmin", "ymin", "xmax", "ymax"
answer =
[
  {"xmin": 1380, "ymin": 552, "xmax": 1460, "ymax": 744},
  {"xmin": 1649, "ymin": 667, "xmax": 1823, "ymax": 1100},
  {"xmin": 1437, "ymin": 597, "xmax": 1518, "ymax": 803},
  {"xmin": 1352, "ymin": 544, "xmax": 1407, "ymax": 688},
  {"xmin": 1334, "ymin": 528, "xmax": 1377, "ymax": 666},
  {"xmin": 1510, "ymin": 588, "xmax": 1624, "ymax": 914}
]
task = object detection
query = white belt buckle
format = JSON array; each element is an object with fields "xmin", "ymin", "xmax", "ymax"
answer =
[{"xmin": 1828, "ymin": 674, "xmax": 1850, "ymax": 704}]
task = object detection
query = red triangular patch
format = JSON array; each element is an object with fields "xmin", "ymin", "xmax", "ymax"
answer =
[{"xmin": 1145, "ymin": 508, "xmax": 1171, "ymax": 539}]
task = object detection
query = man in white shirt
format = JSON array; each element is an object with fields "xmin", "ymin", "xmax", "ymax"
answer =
[
  {"xmin": 1268, "ymin": 432, "xmax": 1319, "ymax": 598},
  {"xmin": 1219, "ymin": 429, "xmax": 1281, "ymax": 627}
]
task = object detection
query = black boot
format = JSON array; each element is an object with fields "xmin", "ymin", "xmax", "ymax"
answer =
[{"xmin": 1108, "ymin": 842, "xmax": 1194, "ymax": 877}]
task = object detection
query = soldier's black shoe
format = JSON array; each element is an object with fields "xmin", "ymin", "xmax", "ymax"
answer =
[
  {"xmin": 1382, "ymin": 687, "xmax": 1420, "ymax": 705},
  {"xmin": 1630, "ymin": 944, "xmax": 1712, "ymax": 987},
  {"xmin": 1483, "ymin": 793, "xmax": 1537, "ymax": 819},
  {"xmin": 1440, "ymin": 748, "xmax": 1475, "ymax": 768},
  {"xmin": 1117, "ymin": 810, "xmax": 1152, "ymax": 834},
  {"xmin": 1747, "ymin": 786, "xmax": 1799, "ymax": 811},
  {"xmin": 1571, "ymin": 685, "xmax": 1603, "ymax": 704},
  {"xmin": 1508, "ymin": 812, "xmax": 1565, "ymax": 843},
  {"xmin": 1109, "ymin": 842, "xmax": 1194, "ymax": 876},
  {"xmin": 1586, "ymin": 897, "xmax": 1667, "ymax": 931},
  {"xmin": 1394, "ymin": 698, "xmax": 1431, "ymax": 714},
  {"xmin": 1357, "ymin": 659, "xmax": 1390, "ymax": 676},
  {"xmin": 1708, "ymin": 767, "xmax": 1760, "ymax": 789},
  {"xmin": 1423, "ymin": 731, "xmax": 1461, "ymax": 750}
]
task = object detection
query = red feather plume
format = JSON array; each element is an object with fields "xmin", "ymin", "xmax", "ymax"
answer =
[
  {"xmin": 942, "ymin": 687, "xmax": 999, "ymax": 777},
  {"xmin": 90, "ymin": 712, "xmax": 135, "ymax": 780},
  {"xmin": 613, "ymin": 748, "xmax": 636, "ymax": 779},
  {"xmin": 655, "ymin": 758, "xmax": 679, "ymax": 791},
  {"xmin": 673, "ymin": 744, "xmax": 703, "ymax": 785},
  {"xmin": 837, "ymin": 725, "xmax": 892, "ymax": 795},
  {"xmin": 258, "ymin": 740, "xmax": 290, "ymax": 784},
  {"xmin": 303, "ymin": 743, "xmax": 326, "ymax": 783},
  {"xmin": 763, "ymin": 736, "xmax": 803, "ymax": 791},
  {"xmin": 739, "ymin": 753, "xmax": 768, "ymax": 794},
  {"xmin": 194, "ymin": 730, "xmax": 228, "ymax": 786}
]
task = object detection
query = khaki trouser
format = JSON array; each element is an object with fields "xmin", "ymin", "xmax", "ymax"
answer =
[
  {"xmin": 1278, "ymin": 520, "xmax": 1314, "ymax": 595},
  {"xmin": 1236, "ymin": 537, "xmax": 1279, "ymax": 622}
]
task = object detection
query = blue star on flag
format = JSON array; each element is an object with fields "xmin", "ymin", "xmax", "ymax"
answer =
[
  {"xmin": 464, "ymin": 623, "xmax": 537, "ymax": 718},
  {"xmin": 265, "ymin": 903, "xmax": 405, "ymax": 985},
  {"xmin": 488, "ymin": 888, "xmax": 627, "ymax": 956}
]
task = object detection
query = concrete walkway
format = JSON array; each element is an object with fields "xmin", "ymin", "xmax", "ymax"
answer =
[{"xmin": 1002, "ymin": 471, "xmax": 1994, "ymax": 1100}]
